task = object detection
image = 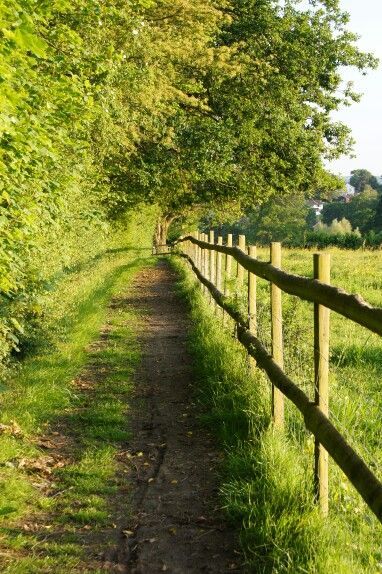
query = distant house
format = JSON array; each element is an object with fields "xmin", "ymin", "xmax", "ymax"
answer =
[
  {"xmin": 307, "ymin": 199, "xmax": 325, "ymax": 216},
  {"xmin": 345, "ymin": 183, "xmax": 355, "ymax": 195},
  {"xmin": 337, "ymin": 193, "xmax": 353, "ymax": 203}
]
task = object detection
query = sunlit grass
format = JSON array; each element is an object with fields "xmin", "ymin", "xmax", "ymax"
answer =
[
  {"xmin": 173, "ymin": 248, "xmax": 382, "ymax": 573},
  {"xmin": 0, "ymin": 218, "xmax": 155, "ymax": 571}
]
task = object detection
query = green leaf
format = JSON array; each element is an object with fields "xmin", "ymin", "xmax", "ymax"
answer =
[
  {"xmin": 9, "ymin": 317, "xmax": 24, "ymax": 334},
  {"xmin": 13, "ymin": 26, "xmax": 47, "ymax": 58}
]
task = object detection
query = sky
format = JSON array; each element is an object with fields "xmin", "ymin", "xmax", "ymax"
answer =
[{"xmin": 327, "ymin": 0, "xmax": 382, "ymax": 177}]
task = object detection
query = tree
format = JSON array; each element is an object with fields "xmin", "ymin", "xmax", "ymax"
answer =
[
  {"xmin": 322, "ymin": 202, "xmax": 349, "ymax": 226},
  {"xmin": 103, "ymin": 0, "xmax": 377, "ymax": 244},
  {"xmin": 322, "ymin": 186, "xmax": 378, "ymax": 233},
  {"xmin": 350, "ymin": 169, "xmax": 382, "ymax": 193},
  {"xmin": 347, "ymin": 186, "xmax": 379, "ymax": 232},
  {"xmin": 329, "ymin": 218, "xmax": 352, "ymax": 235},
  {"xmin": 373, "ymin": 194, "xmax": 382, "ymax": 231},
  {"xmin": 0, "ymin": 0, "xmax": 378, "ymax": 361},
  {"xmin": 245, "ymin": 195, "xmax": 309, "ymax": 244}
]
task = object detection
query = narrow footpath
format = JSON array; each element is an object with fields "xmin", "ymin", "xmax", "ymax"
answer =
[{"xmin": 114, "ymin": 260, "xmax": 239, "ymax": 573}]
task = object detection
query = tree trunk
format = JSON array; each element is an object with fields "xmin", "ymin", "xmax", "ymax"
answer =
[{"xmin": 153, "ymin": 214, "xmax": 175, "ymax": 254}]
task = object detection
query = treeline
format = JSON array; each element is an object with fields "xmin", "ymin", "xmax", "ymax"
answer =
[
  {"xmin": 208, "ymin": 169, "xmax": 382, "ymax": 249},
  {"xmin": 0, "ymin": 0, "xmax": 376, "ymax": 368},
  {"xmin": 307, "ymin": 168, "xmax": 382, "ymax": 249}
]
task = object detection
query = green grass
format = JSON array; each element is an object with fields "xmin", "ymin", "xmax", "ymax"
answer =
[
  {"xmin": 172, "ymin": 248, "xmax": 382, "ymax": 573},
  {"xmin": 0, "ymin": 211, "xmax": 155, "ymax": 572}
]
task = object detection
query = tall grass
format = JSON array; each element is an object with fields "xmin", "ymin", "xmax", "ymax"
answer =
[{"xmin": 172, "ymin": 251, "xmax": 382, "ymax": 573}]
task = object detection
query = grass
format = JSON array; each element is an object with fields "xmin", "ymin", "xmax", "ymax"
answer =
[
  {"xmin": 172, "ymin": 247, "xmax": 382, "ymax": 573},
  {"xmin": 0, "ymin": 212, "xmax": 156, "ymax": 572}
]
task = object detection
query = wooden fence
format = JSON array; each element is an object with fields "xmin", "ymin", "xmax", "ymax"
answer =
[{"xmin": 175, "ymin": 232, "xmax": 382, "ymax": 524}]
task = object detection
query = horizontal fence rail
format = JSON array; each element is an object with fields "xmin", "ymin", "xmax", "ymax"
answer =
[
  {"xmin": 175, "ymin": 234, "xmax": 382, "ymax": 524},
  {"xmin": 178, "ymin": 235, "xmax": 382, "ymax": 338}
]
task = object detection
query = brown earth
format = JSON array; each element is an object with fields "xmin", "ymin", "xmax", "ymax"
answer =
[{"xmin": 106, "ymin": 260, "xmax": 240, "ymax": 573}]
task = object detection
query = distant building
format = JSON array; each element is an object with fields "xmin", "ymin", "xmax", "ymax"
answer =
[
  {"xmin": 307, "ymin": 199, "xmax": 325, "ymax": 215},
  {"xmin": 336, "ymin": 193, "xmax": 353, "ymax": 203},
  {"xmin": 345, "ymin": 183, "xmax": 355, "ymax": 195}
]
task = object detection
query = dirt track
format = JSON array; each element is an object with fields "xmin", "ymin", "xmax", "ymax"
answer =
[{"xmin": 116, "ymin": 260, "xmax": 239, "ymax": 573}]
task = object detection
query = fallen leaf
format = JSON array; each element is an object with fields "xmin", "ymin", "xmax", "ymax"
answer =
[{"xmin": 122, "ymin": 530, "xmax": 134, "ymax": 537}]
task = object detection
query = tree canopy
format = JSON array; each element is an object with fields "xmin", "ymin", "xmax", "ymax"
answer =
[
  {"xmin": 0, "ymin": 0, "xmax": 377, "ymax": 362},
  {"xmin": 350, "ymin": 169, "xmax": 382, "ymax": 194}
]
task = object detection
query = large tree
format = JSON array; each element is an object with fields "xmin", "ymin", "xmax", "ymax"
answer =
[
  {"xmin": 350, "ymin": 169, "xmax": 382, "ymax": 193},
  {"xmin": 102, "ymin": 0, "xmax": 376, "ymax": 244}
]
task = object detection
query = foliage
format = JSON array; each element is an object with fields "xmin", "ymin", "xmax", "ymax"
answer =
[
  {"xmin": 305, "ymin": 230, "xmax": 364, "ymax": 249},
  {"xmin": 350, "ymin": 169, "xmax": 382, "ymax": 194},
  {"xmin": 0, "ymin": 0, "xmax": 159, "ymax": 366},
  {"xmin": 321, "ymin": 186, "xmax": 379, "ymax": 233},
  {"xmin": 314, "ymin": 217, "xmax": 353, "ymax": 235},
  {"xmin": 0, "ymin": 0, "xmax": 377, "ymax": 368},
  {"xmin": 104, "ymin": 0, "xmax": 377, "ymax": 220}
]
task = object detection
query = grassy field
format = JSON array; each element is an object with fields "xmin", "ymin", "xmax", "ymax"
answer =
[{"xmin": 173, "ymin": 246, "xmax": 382, "ymax": 573}]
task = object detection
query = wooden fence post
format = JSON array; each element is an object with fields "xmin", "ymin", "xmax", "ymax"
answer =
[
  {"xmin": 191, "ymin": 231, "xmax": 195, "ymax": 265},
  {"xmin": 216, "ymin": 236, "xmax": 223, "ymax": 292},
  {"xmin": 237, "ymin": 234, "xmax": 246, "ymax": 289},
  {"xmin": 209, "ymin": 230, "xmax": 216, "ymax": 287},
  {"xmin": 248, "ymin": 245, "xmax": 257, "ymax": 335},
  {"xmin": 270, "ymin": 242, "xmax": 284, "ymax": 427},
  {"xmin": 196, "ymin": 231, "xmax": 200, "ymax": 270},
  {"xmin": 314, "ymin": 253, "xmax": 331, "ymax": 516},
  {"xmin": 200, "ymin": 233, "xmax": 206, "ymax": 294},
  {"xmin": 225, "ymin": 234, "xmax": 233, "ymax": 296},
  {"xmin": 204, "ymin": 233, "xmax": 209, "ymax": 283}
]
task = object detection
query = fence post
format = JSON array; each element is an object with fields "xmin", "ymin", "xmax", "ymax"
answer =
[
  {"xmin": 225, "ymin": 234, "xmax": 233, "ymax": 296},
  {"xmin": 314, "ymin": 253, "xmax": 331, "ymax": 516},
  {"xmin": 216, "ymin": 236, "xmax": 223, "ymax": 292},
  {"xmin": 195, "ymin": 231, "xmax": 200, "ymax": 270},
  {"xmin": 204, "ymin": 233, "xmax": 209, "ymax": 283},
  {"xmin": 191, "ymin": 231, "xmax": 196, "ymax": 263},
  {"xmin": 200, "ymin": 233, "xmax": 205, "ymax": 294},
  {"xmin": 237, "ymin": 234, "xmax": 246, "ymax": 289},
  {"xmin": 248, "ymin": 245, "xmax": 257, "ymax": 335},
  {"xmin": 209, "ymin": 230, "xmax": 216, "ymax": 288},
  {"xmin": 270, "ymin": 242, "xmax": 284, "ymax": 427}
]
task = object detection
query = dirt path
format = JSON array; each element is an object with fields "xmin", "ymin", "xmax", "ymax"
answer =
[
  {"xmin": 0, "ymin": 260, "xmax": 239, "ymax": 573},
  {"xmin": 116, "ymin": 260, "xmax": 239, "ymax": 573}
]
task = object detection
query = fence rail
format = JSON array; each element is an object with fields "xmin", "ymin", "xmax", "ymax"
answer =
[
  {"xmin": 175, "ymin": 233, "xmax": 382, "ymax": 524},
  {"xmin": 180, "ymin": 234, "xmax": 382, "ymax": 337}
]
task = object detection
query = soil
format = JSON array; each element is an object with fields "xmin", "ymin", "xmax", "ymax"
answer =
[{"xmin": 107, "ymin": 260, "xmax": 240, "ymax": 573}]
